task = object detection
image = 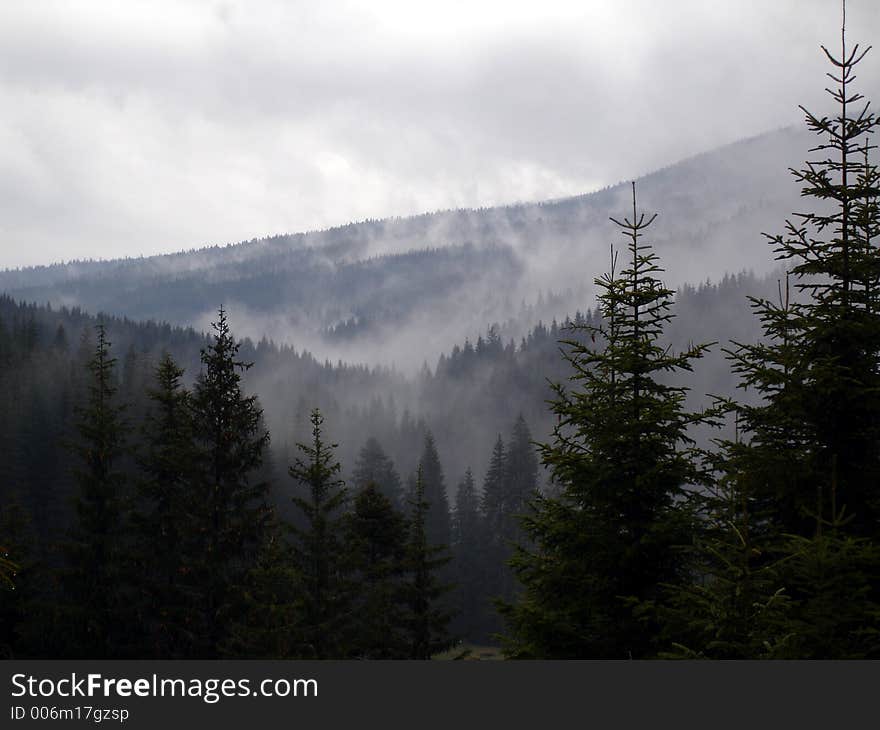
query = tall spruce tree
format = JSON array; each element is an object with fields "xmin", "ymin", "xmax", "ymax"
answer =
[
  {"xmin": 288, "ymin": 408, "xmax": 348, "ymax": 658},
  {"xmin": 501, "ymin": 184, "xmax": 715, "ymax": 658},
  {"xmin": 403, "ymin": 466, "xmax": 452, "ymax": 659},
  {"xmin": 481, "ymin": 435, "xmax": 507, "ymax": 540},
  {"xmin": 717, "ymin": 6, "xmax": 880, "ymax": 658},
  {"xmin": 417, "ymin": 431, "xmax": 451, "ymax": 551},
  {"xmin": 63, "ymin": 323, "xmax": 132, "ymax": 657},
  {"xmin": 342, "ymin": 483, "xmax": 409, "ymax": 658},
  {"xmin": 728, "ymin": 7, "xmax": 880, "ymax": 540},
  {"xmin": 451, "ymin": 468, "xmax": 488, "ymax": 641},
  {"xmin": 132, "ymin": 352, "xmax": 195, "ymax": 657},
  {"xmin": 503, "ymin": 416, "xmax": 539, "ymax": 545},
  {"xmin": 351, "ymin": 437, "xmax": 403, "ymax": 507},
  {"xmin": 479, "ymin": 434, "xmax": 508, "ymax": 634},
  {"xmin": 188, "ymin": 307, "xmax": 271, "ymax": 657},
  {"xmin": 480, "ymin": 418, "xmax": 540, "ymax": 637},
  {"xmin": 498, "ymin": 416, "xmax": 538, "ymax": 602}
]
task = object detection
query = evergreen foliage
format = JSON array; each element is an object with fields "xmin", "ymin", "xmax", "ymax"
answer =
[
  {"xmin": 655, "ymin": 445, "xmax": 795, "ymax": 659},
  {"xmin": 710, "ymin": 8, "xmax": 880, "ymax": 658},
  {"xmin": 132, "ymin": 352, "xmax": 196, "ymax": 657},
  {"xmin": 479, "ymin": 416, "xmax": 540, "ymax": 637},
  {"xmin": 728, "ymin": 14, "xmax": 880, "ymax": 539},
  {"xmin": 403, "ymin": 466, "xmax": 452, "ymax": 659},
  {"xmin": 777, "ymin": 516, "xmax": 880, "ymax": 658},
  {"xmin": 502, "ymin": 415, "xmax": 539, "ymax": 551},
  {"xmin": 417, "ymin": 432, "xmax": 452, "ymax": 551},
  {"xmin": 351, "ymin": 437, "xmax": 403, "ymax": 508},
  {"xmin": 497, "ymin": 416, "xmax": 538, "ymax": 603},
  {"xmin": 63, "ymin": 323, "xmax": 132, "ymax": 657},
  {"xmin": 450, "ymin": 468, "xmax": 487, "ymax": 641},
  {"xmin": 187, "ymin": 307, "xmax": 271, "ymax": 657},
  {"xmin": 480, "ymin": 436, "xmax": 507, "ymax": 540},
  {"xmin": 221, "ymin": 520, "xmax": 304, "ymax": 659},
  {"xmin": 502, "ymin": 184, "xmax": 715, "ymax": 658},
  {"xmin": 288, "ymin": 408, "xmax": 349, "ymax": 658},
  {"xmin": 342, "ymin": 483, "xmax": 409, "ymax": 658}
]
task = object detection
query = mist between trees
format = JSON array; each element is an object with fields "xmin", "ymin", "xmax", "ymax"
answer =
[{"xmin": 1, "ymin": 9, "xmax": 880, "ymax": 659}]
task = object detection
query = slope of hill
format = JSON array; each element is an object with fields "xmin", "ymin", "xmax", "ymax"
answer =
[
  {"xmin": 0, "ymin": 267, "xmax": 777, "ymax": 523},
  {"xmin": 0, "ymin": 126, "xmax": 808, "ymax": 370}
]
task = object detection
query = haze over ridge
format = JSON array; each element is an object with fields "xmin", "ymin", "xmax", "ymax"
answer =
[{"xmin": 1, "ymin": 125, "xmax": 809, "ymax": 371}]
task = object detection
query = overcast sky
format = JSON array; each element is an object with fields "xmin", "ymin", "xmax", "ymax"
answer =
[{"xmin": 0, "ymin": 0, "xmax": 878, "ymax": 269}]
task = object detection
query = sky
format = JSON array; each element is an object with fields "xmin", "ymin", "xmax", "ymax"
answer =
[{"xmin": 0, "ymin": 0, "xmax": 878, "ymax": 269}]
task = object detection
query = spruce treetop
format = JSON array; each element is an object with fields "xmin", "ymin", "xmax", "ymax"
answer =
[{"xmin": 728, "ymin": 4, "xmax": 880, "ymax": 537}]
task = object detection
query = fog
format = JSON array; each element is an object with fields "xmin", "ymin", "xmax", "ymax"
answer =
[{"xmin": 0, "ymin": 121, "xmax": 813, "ymax": 378}]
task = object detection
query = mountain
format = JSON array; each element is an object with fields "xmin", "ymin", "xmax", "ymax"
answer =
[{"xmin": 0, "ymin": 126, "xmax": 808, "ymax": 371}]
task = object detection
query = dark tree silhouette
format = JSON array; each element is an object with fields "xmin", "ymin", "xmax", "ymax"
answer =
[
  {"xmin": 288, "ymin": 408, "xmax": 349, "ymax": 658},
  {"xmin": 188, "ymin": 307, "xmax": 271, "ymax": 657},
  {"xmin": 502, "ymin": 184, "xmax": 715, "ymax": 658},
  {"xmin": 63, "ymin": 323, "xmax": 131, "ymax": 657},
  {"xmin": 403, "ymin": 466, "xmax": 452, "ymax": 659}
]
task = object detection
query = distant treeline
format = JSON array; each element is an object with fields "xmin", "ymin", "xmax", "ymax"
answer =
[{"xmin": 0, "ymin": 298, "xmax": 552, "ymax": 656}]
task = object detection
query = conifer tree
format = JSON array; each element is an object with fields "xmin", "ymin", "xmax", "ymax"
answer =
[
  {"xmin": 479, "ymin": 434, "xmax": 508, "ymax": 629},
  {"xmin": 656, "ymin": 446, "xmax": 794, "ymax": 659},
  {"xmin": 351, "ymin": 437, "xmax": 403, "ymax": 507},
  {"xmin": 777, "ymin": 512, "xmax": 880, "ymax": 658},
  {"xmin": 342, "ymin": 483, "xmax": 409, "ymax": 658},
  {"xmin": 502, "ymin": 184, "xmax": 714, "ymax": 658},
  {"xmin": 132, "ymin": 352, "xmax": 196, "ymax": 657},
  {"xmin": 188, "ymin": 307, "xmax": 271, "ymax": 657},
  {"xmin": 480, "ymin": 419, "xmax": 540, "ymax": 636},
  {"xmin": 451, "ymin": 468, "xmax": 487, "ymax": 641},
  {"xmin": 503, "ymin": 416, "xmax": 539, "ymax": 548},
  {"xmin": 728, "ymin": 7, "xmax": 880, "ymax": 539},
  {"xmin": 221, "ymin": 518, "xmax": 305, "ymax": 659},
  {"xmin": 403, "ymin": 466, "xmax": 451, "ymax": 659},
  {"xmin": 480, "ymin": 435, "xmax": 507, "ymax": 539},
  {"xmin": 288, "ymin": 408, "xmax": 348, "ymax": 658},
  {"xmin": 498, "ymin": 416, "xmax": 539, "ymax": 602},
  {"xmin": 714, "ymin": 6, "xmax": 880, "ymax": 658},
  {"xmin": 63, "ymin": 323, "xmax": 131, "ymax": 657},
  {"xmin": 418, "ymin": 431, "xmax": 451, "ymax": 551},
  {"xmin": 453, "ymin": 469, "xmax": 481, "ymax": 548}
]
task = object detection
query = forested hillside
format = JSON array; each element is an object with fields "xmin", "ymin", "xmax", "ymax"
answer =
[
  {"xmin": 0, "ymin": 266, "xmax": 774, "ymax": 515},
  {"xmin": 0, "ymin": 266, "xmax": 775, "ymax": 652},
  {"xmin": 0, "ymin": 127, "xmax": 806, "ymax": 370}
]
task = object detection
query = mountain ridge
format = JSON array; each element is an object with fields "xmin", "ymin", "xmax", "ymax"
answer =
[
  {"xmin": 0, "ymin": 124, "xmax": 810, "ymax": 371},
  {"xmin": 1, "ymin": 124, "xmax": 805, "ymax": 275}
]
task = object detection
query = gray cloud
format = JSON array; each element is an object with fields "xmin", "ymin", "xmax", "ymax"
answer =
[{"xmin": 0, "ymin": 0, "xmax": 878, "ymax": 268}]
